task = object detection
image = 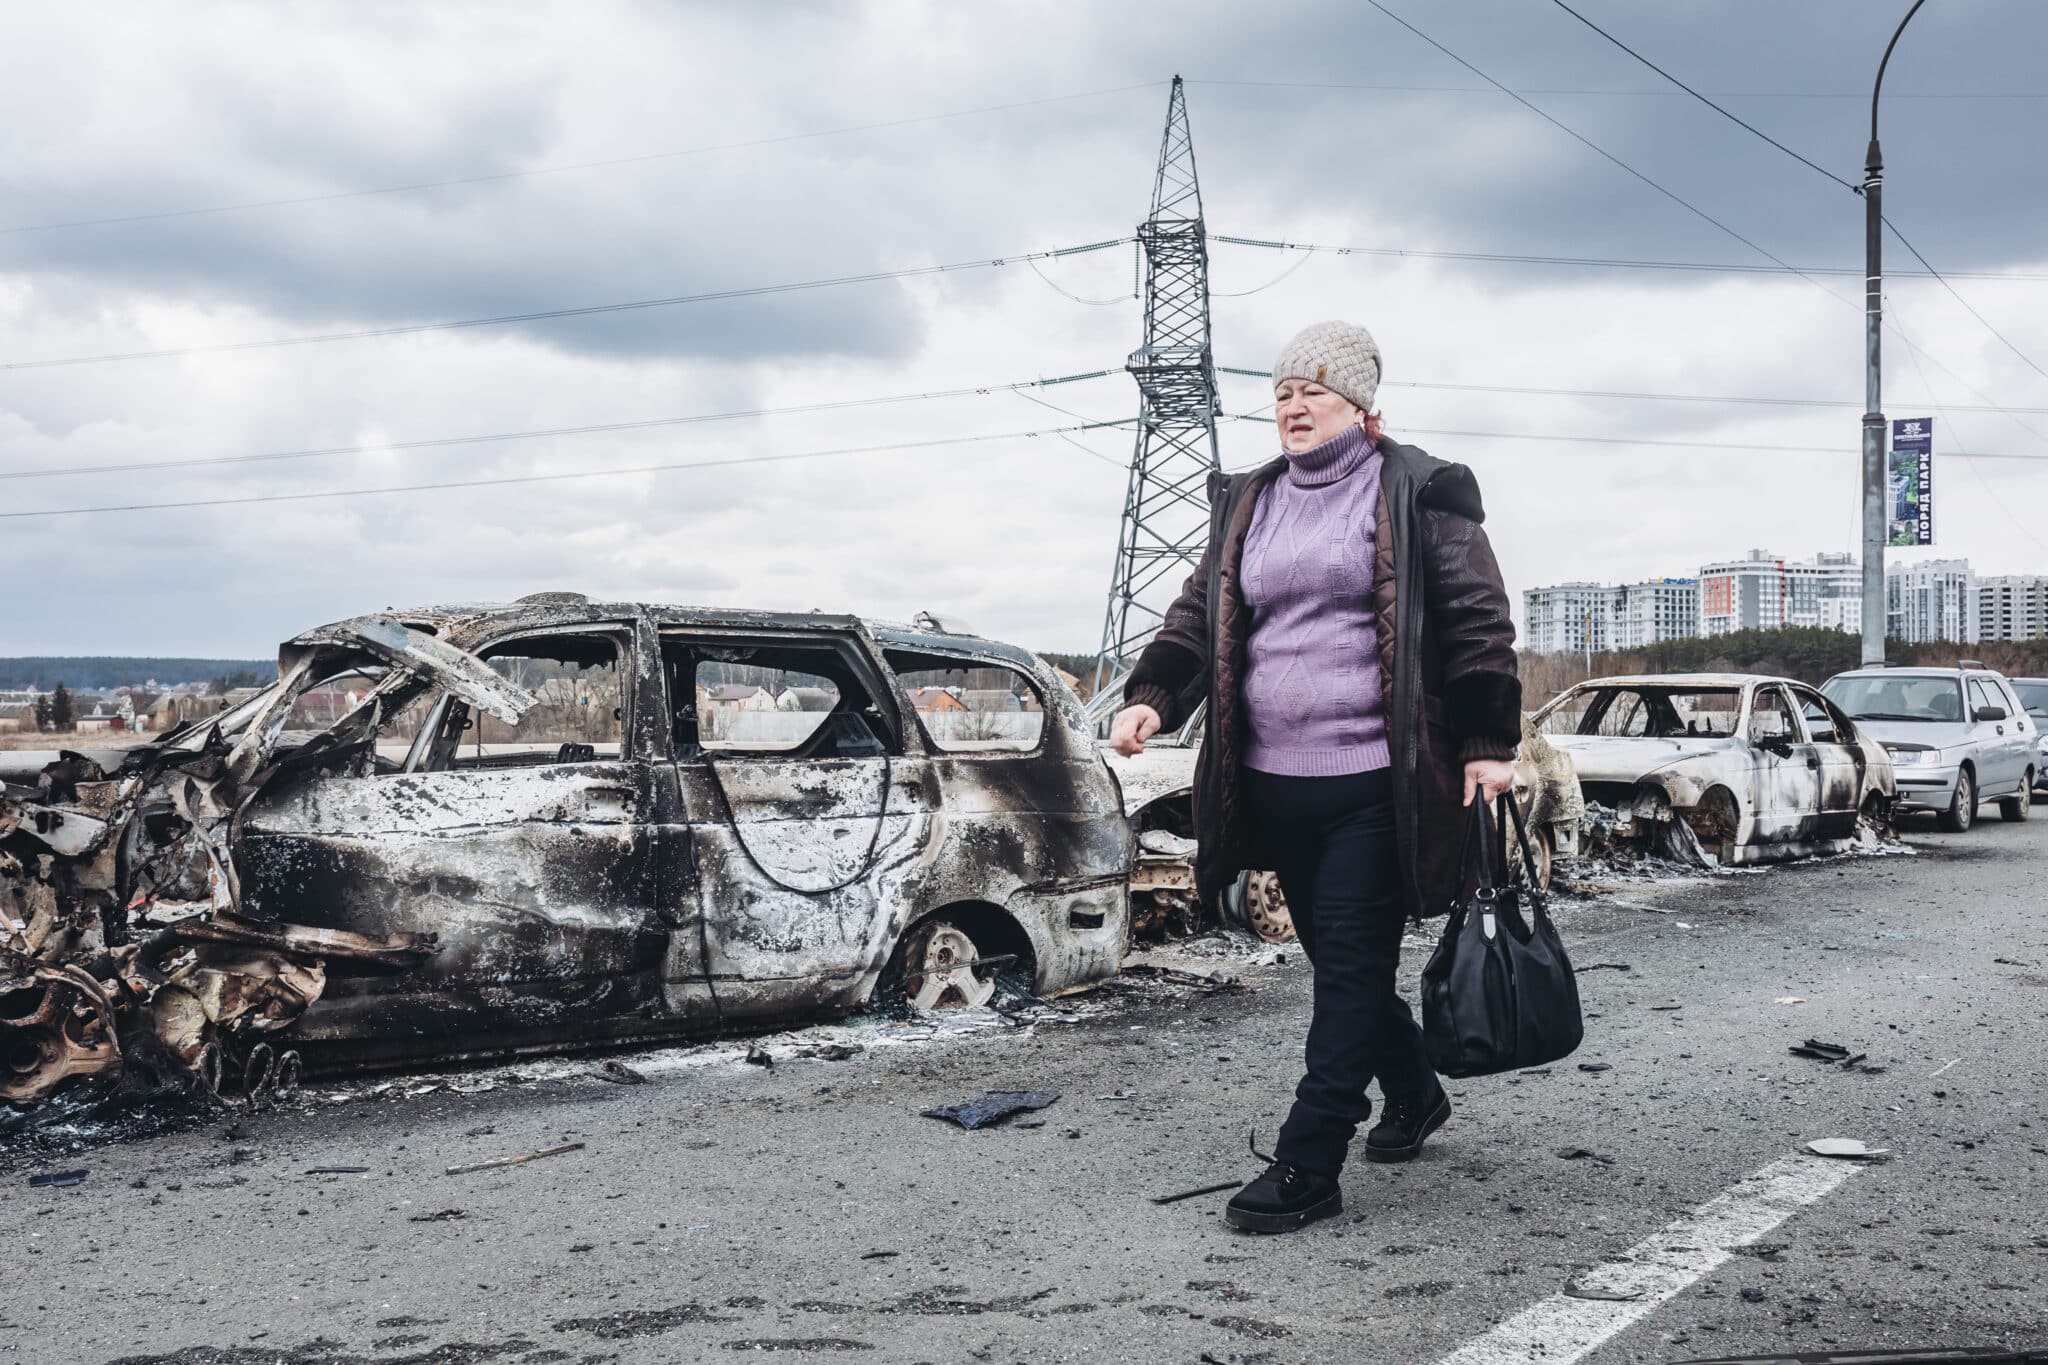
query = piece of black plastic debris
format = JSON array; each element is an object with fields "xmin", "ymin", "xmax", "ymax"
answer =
[
  {"xmin": 797, "ymin": 1044, "xmax": 864, "ymax": 1061},
  {"xmin": 305, "ymin": 1166, "xmax": 371, "ymax": 1175},
  {"xmin": 1790, "ymin": 1039, "xmax": 1853, "ymax": 1063},
  {"xmin": 1553, "ymin": 1148, "xmax": 1615, "ymax": 1165},
  {"xmin": 408, "ymin": 1208, "xmax": 468, "ymax": 1222},
  {"xmin": 1151, "ymin": 1178, "xmax": 1246, "ymax": 1205},
  {"xmin": 1578, "ymin": 1063, "xmax": 1612, "ymax": 1073},
  {"xmin": 920, "ymin": 1090, "xmax": 1060, "ymax": 1130},
  {"xmin": 860, "ymin": 1250, "xmax": 900, "ymax": 1260},
  {"xmin": 28, "ymin": 1170, "xmax": 87, "ymax": 1188},
  {"xmin": 1740, "ymin": 1286, "xmax": 1766, "ymax": 1303},
  {"xmin": 595, "ymin": 1060, "xmax": 647, "ymax": 1085},
  {"xmin": 1578, "ymin": 963, "xmax": 1631, "ymax": 973},
  {"xmin": 745, "ymin": 1045, "xmax": 774, "ymax": 1069}
]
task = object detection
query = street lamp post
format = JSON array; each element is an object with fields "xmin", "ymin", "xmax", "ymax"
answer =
[{"xmin": 1860, "ymin": 0, "xmax": 1926, "ymax": 667}]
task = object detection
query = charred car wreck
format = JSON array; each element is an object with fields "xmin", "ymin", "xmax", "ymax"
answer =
[
  {"xmin": 1533, "ymin": 674, "xmax": 1895, "ymax": 866},
  {"xmin": 2, "ymin": 600, "xmax": 1130, "ymax": 1108}
]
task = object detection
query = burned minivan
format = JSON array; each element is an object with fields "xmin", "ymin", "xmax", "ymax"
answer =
[{"xmin": 1, "ymin": 598, "xmax": 1130, "ymax": 1105}]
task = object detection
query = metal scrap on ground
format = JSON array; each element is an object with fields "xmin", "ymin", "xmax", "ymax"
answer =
[{"xmin": 920, "ymin": 1090, "xmax": 1061, "ymax": 1130}]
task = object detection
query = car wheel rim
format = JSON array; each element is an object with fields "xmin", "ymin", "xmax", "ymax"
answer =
[
  {"xmin": 907, "ymin": 924, "xmax": 995, "ymax": 1010},
  {"xmin": 1244, "ymin": 871, "xmax": 1296, "ymax": 944}
]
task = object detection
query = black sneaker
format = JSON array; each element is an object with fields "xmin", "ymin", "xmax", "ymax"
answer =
[
  {"xmin": 1364, "ymin": 1085, "xmax": 1451, "ymax": 1164},
  {"xmin": 1225, "ymin": 1161, "xmax": 1342, "ymax": 1233}
]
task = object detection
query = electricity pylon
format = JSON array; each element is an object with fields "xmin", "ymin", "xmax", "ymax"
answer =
[{"xmin": 1092, "ymin": 75, "xmax": 1222, "ymax": 694}]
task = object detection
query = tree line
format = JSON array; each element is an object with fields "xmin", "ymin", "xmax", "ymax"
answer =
[{"xmin": 0, "ymin": 657, "xmax": 272, "ymax": 691}]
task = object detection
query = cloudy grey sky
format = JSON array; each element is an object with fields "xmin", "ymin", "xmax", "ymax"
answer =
[{"xmin": 5, "ymin": 0, "xmax": 2047, "ymax": 658}]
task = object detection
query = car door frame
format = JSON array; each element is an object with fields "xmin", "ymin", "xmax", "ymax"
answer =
[
  {"xmin": 1746, "ymin": 682, "xmax": 1818, "ymax": 840},
  {"xmin": 1788, "ymin": 681, "xmax": 1863, "ymax": 837},
  {"xmin": 659, "ymin": 622, "xmax": 933, "ymax": 1022},
  {"xmin": 1989, "ymin": 676, "xmax": 2036, "ymax": 789},
  {"xmin": 1964, "ymin": 675, "xmax": 2020, "ymax": 796}
]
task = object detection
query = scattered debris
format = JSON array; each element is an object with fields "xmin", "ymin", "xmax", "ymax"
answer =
[
  {"xmin": 746, "ymin": 1045, "xmax": 775, "ymax": 1069},
  {"xmin": 28, "ymin": 1169, "xmax": 87, "ymax": 1188},
  {"xmin": 1553, "ymin": 1148, "xmax": 1615, "ymax": 1165},
  {"xmin": 1579, "ymin": 963, "xmax": 1632, "ymax": 973},
  {"xmin": 859, "ymin": 1250, "xmax": 900, "ymax": 1260},
  {"xmin": 796, "ymin": 1044, "xmax": 864, "ymax": 1061},
  {"xmin": 1739, "ymin": 1287, "xmax": 1766, "ymax": 1303},
  {"xmin": 1151, "ymin": 1179, "xmax": 1245, "ymax": 1205},
  {"xmin": 1992, "ymin": 957, "xmax": 2036, "ymax": 967},
  {"xmin": 1929, "ymin": 1058, "xmax": 1960, "ymax": 1077},
  {"xmin": 1806, "ymin": 1138, "xmax": 1889, "ymax": 1161},
  {"xmin": 1119, "ymin": 963, "xmax": 1246, "ymax": 993},
  {"xmin": 1563, "ymin": 1284, "xmax": 1642, "ymax": 1302},
  {"xmin": 1774, "ymin": 997, "xmax": 1807, "ymax": 1005},
  {"xmin": 408, "ymin": 1208, "xmax": 468, "ymax": 1222},
  {"xmin": 445, "ymin": 1140, "xmax": 585, "ymax": 1176},
  {"xmin": 594, "ymin": 1059, "xmax": 647, "ymax": 1085},
  {"xmin": 1578, "ymin": 1063, "xmax": 1612, "ymax": 1073},
  {"xmin": 921, "ymin": 1090, "xmax": 1061, "ymax": 1131},
  {"xmin": 1649, "ymin": 1003, "xmax": 1683, "ymax": 1011},
  {"xmin": 1790, "ymin": 1039, "xmax": 1864, "ymax": 1065},
  {"xmin": 305, "ymin": 1165, "xmax": 370, "ymax": 1175}
]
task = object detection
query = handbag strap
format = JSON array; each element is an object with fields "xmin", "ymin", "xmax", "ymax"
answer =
[
  {"xmin": 1497, "ymin": 791, "xmax": 1544, "ymax": 890},
  {"xmin": 1455, "ymin": 795, "xmax": 1500, "ymax": 897}
]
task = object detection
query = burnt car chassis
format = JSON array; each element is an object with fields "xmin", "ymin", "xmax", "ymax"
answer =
[{"xmin": 3, "ymin": 600, "xmax": 1130, "ymax": 1109}]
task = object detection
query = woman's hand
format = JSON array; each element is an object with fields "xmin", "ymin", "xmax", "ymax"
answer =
[
  {"xmin": 1109, "ymin": 703, "xmax": 1162, "ymax": 757},
  {"xmin": 1462, "ymin": 758, "xmax": 1515, "ymax": 806}
]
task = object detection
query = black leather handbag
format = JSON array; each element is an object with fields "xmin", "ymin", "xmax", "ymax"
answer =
[{"xmin": 1420, "ymin": 795, "xmax": 1584, "ymax": 1078}]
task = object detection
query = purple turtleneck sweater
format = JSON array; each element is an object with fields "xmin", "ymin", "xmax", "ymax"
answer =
[{"xmin": 1240, "ymin": 424, "xmax": 1390, "ymax": 777}]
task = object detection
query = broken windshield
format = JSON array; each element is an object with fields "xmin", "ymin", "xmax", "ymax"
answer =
[
  {"xmin": 1542, "ymin": 686, "xmax": 1742, "ymax": 739},
  {"xmin": 1821, "ymin": 674, "xmax": 1963, "ymax": 723}
]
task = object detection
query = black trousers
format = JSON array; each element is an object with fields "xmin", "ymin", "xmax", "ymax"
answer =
[{"xmin": 1246, "ymin": 766, "xmax": 1435, "ymax": 1178}]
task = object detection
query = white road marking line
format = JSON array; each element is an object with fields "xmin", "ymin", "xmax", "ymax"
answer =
[{"xmin": 1434, "ymin": 1154, "xmax": 1864, "ymax": 1365}]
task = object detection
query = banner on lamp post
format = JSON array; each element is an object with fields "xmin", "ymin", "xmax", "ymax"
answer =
[{"xmin": 1886, "ymin": 417, "xmax": 1934, "ymax": 547}]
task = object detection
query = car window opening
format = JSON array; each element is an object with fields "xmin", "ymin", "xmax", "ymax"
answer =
[
  {"xmin": 660, "ymin": 636, "xmax": 893, "ymax": 761},
  {"xmin": 885, "ymin": 649, "xmax": 1047, "ymax": 754},
  {"xmin": 1542, "ymin": 686, "xmax": 1743, "ymax": 740}
]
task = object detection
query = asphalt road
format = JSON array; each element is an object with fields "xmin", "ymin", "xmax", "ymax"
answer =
[{"xmin": 5, "ymin": 813, "xmax": 2045, "ymax": 1365}]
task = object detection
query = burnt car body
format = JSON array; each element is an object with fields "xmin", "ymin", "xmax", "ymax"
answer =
[
  {"xmin": 1087, "ymin": 674, "xmax": 1582, "ymax": 940},
  {"xmin": 1532, "ymin": 674, "xmax": 1895, "ymax": 866},
  {"xmin": 2, "ymin": 599, "xmax": 1129, "ymax": 1105}
]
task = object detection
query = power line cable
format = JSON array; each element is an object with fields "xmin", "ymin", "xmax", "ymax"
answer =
[
  {"xmin": 1191, "ymin": 78, "xmax": 2048, "ymax": 101},
  {"xmin": 1219, "ymin": 411, "xmax": 2048, "ymax": 462},
  {"xmin": 1357, "ymin": 0, "xmax": 1845, "ymax": 295},
  {"xmin": 1543, "ymin": 0, "xmax": 1856, "ymax": 192},
  {"xmin": 1884, "ymin": 215, "xmax": 2048, "ymax": 389},
  {"xmin": 0, "ymin": 83, "xmax": 1167, "ymax": 236},
  {"xmin": 0, "ymin": 370, "xmax": 1122, "ymax": 483},
  {"xmin": 1025, "ymin": 257, "xmax": 1130, "ymax": 306},
  {"xmin": 1210, "ymin": 233, "xmax": 2048, "ymax": 282},
  {"xmin": 1211, "ymin": 365, "xmax": 2048, "ymax": 415},
  {"xmin": 0, "ymin": 420, "xmax": 1133, "ymax": 522},
  {"xmin": 0, "ymin": 238, "xmax": 1133, "ymax": 372}
]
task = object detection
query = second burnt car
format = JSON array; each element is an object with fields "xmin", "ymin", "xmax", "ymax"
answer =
[
  {"xmin": 1, "ymin": 598, "xmax": 1129, "ymax": 1107},
  {"xmin": 1087, "ymin": 674, "xmax": 1582, "ymax": 941},
  {"xmin": 1532, "ymin": 673, "xmax": 1895, "ymax": 865}
]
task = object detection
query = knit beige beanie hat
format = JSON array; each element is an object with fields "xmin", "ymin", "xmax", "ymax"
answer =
[{"xmin": 1272, "ymin": 319, "xmax": 1382, "ymax": 412}]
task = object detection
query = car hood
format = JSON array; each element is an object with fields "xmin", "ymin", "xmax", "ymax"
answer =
[
  {"xmin": 1842, "ymin": 717, "xmax": 1969, "ymax": 751},
  {"xmin": 1099, "ymin": 744, "xmax": 1199, "ymax": 814},
  {"xmin": 1547, "ymin": 734, "xmax": 1735, "ymax": 783}
]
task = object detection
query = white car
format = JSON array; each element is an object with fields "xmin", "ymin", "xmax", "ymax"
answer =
[{"xmin": 1534, "ymin": 673, "xmax": 1896, "ymax": 865}]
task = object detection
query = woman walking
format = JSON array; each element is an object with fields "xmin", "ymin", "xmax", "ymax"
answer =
[{"xmin": 1110, "ymin": 320, "xmax": 1521, "ymax": 1234}]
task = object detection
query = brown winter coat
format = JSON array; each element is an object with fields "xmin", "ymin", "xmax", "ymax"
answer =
[{"xmin": 1124, "ymin": 438, "xmax": 1521, "ymax": 919}]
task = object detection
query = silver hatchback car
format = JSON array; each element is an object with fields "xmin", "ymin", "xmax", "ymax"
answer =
[
  {"xmin": 2006, "ymin": 677, "xmax": 2048, "ymax": 794},
  {"xmin": 1821, "ymin": 664, "xmax": 2037, "ymax": 831}
]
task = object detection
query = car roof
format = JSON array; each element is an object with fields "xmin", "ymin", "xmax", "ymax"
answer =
[
  {"xmin": 316, "ymin": 601, "xmax": 1041, "ymax": 671},
  {"xmin": 1828, "ymin": 667, "xmax": 1987, "ymax": 680},
  {"xmin": 1573, "ymin": 673, "xmax": 1785, "ymax": 689}
]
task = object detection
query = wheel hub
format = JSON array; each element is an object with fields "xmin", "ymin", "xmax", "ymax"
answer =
[{"xmin": 908, "ymin": 925, "xmax": 996, "ymax": 1010}]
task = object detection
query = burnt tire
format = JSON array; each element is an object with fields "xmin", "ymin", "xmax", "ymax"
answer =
[
  {"xmin": 1505, "ymin": 824, "xmax": 1556, "ymax": 892},
  {"xmin": 1938, "ymin": 767, "xmax": 1975, "ymax": 833},
  {"xmin": 1999, "ymin": 775, "xmax": 2031, "ymax": 822},
  {"xmin": 1238, "ymin": 870, "xmax": 1296, "ymax": 944}
]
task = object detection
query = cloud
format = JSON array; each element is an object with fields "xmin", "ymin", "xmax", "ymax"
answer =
[{"xmin": 2, "ymin": 0, "xmax": 2046, "ymax": 662}]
